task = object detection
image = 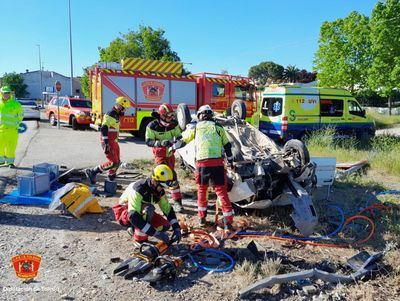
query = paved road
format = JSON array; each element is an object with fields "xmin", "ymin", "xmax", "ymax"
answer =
[{"xmin": 0, "ymin": 118, "xmax": 153, "ymax": 183}]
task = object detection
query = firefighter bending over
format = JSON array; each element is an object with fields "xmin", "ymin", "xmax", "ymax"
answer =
[
  {"xmin": 145, "ymin": 103, "xmax": 184, "ymax": 212},
  {"xmin": 113, "ymin": 164, "xmax": 182, "ymax": 244},
  {"xmin": 85, "ymin": 96, "xmax": 131, "ymax": 184},
  {"xmin": 175, "ymin": 105, "xmax": 235, "ymax": 230}
]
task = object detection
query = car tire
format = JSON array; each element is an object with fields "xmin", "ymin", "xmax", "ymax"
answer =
[
  {"xmin": 129, "ymin": 130, "xmax": 140, "ymax": 137},
  {"xmin": 231, "ymin": 99, "xmax": 246, "ymax": 120},
  {"xmin": 49, "ymin": 113, "xmax": 57, "ymax": 126},
  {"xmin": 71, "ymin": 116, "xmax": 78, "ymax": 130},
  {"xmin": 138, "ymin": 117, "xmax": 153, "ymax": 139},
  {"xmin": 177, "ymin": 103, "xmax": 191, "ymax": 130},
  {"xmin": 283, "ymin": 139, "xmax": 310, "ymax": 176}
]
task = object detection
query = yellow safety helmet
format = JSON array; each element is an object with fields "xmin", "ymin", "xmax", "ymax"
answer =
[
  {"xmin": 115, "ymin": 96, "xmax": 131, "ymax": 109},
  {"xmin": 152, "ymin": 164, "xmax": 174, "ymax": 187}
]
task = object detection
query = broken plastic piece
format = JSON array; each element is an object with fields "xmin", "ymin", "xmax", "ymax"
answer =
[{"xmin": 239, "ymin": 251, "xmax": 383, "ymax": 298}]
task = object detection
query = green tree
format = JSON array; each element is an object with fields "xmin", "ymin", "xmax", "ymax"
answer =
[
  {"xmin": 99, "ymin": 25, "xmax": 181, "ymax": 63},
  {"xmin": 0, "ymin": 72, "xmax": 28, "ymax": 98},
  {"xmin": 296, "ymin": 69, "xmax": 317, "ymax": 83},
  {"xmin": 248, "ymin": 61, "xmax": 284, "ymax": 85},
  {"xmin": 283, "ymin": 65, "xmax": 300, "ymax": 83},
  {"xmin": 313, "ymin": 11, "xmax": 371, "ymax": 92},
  {"xmin": 368, "ymin": 0, "xmax": 400, "ymax": 114},
  {"xmin": 81, "ymin": 73, "xmax": 90, "ymax": 99}
]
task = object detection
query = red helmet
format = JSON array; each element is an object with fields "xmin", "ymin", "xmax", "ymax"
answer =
[{"xmin": 158, "ymin": 103, "xmax": 175, "ymax": 119}]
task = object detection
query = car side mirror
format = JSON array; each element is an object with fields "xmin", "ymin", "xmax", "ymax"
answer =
[
  {"xmin": 63, "ymin": 104, "xmax": 69, "ymax": 108},
  {"xmin": 362, "ymin": 109, "xmax": 366, "ymax": 117}
]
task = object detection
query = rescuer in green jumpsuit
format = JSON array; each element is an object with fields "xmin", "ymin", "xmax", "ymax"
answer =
[{"xmin": 0, "ymin": 86, "xmax": 23, "ymax": 168}]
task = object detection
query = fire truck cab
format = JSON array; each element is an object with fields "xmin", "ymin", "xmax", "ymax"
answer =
[
  {"xmin": 193, "ymin": 72, "xmax": 257, "ymax": 119},
  {"xmin": 89, "ymin": 58, "xmax": 257, "ymax": 137}
]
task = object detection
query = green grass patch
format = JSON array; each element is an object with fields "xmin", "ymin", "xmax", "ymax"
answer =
[
  {"xmin": 306, "ymin": 129, "xmax": 400, "ymax": 176},
  {"xmin": 367, "ymin": 109, "xmax": 400, "ymax": 129}
]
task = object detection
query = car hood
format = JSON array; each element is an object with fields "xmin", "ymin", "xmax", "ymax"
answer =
[{"xmin": 71, "ymin": 107, "xmax": 91, "ymax": 113}]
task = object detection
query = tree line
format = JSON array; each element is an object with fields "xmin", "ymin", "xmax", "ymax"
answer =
[{"xmin": 313, "ymin": 0, "xmax": 400, "ymax": 112}]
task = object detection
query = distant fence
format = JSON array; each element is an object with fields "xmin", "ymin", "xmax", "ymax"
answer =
[{"xmin": 366, "ymin": 107, "xmax": 400, "ymax": 115}]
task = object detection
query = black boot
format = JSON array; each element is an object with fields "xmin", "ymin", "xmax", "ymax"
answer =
[
  {"xmin": 198, "ymin": 217, "xmax": 207, "ymax": 227},
  {"xmin": 85, "ymin": 167, "xmax": 99, "ymax": 184},
  {"xmin": 107, "ymin": 174, "xmax": 116, "ymax": 181}
]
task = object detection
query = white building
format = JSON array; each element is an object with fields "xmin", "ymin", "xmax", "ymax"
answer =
[{"xmin": 20, "ymin": 70, "xmax": 83, "ymax": 100}]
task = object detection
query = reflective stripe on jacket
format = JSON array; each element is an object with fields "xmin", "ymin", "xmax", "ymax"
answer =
[
  {"xmin": 0, "ymin": 97, "xmax": 23, "ymax": 130},
  {"xmin": 182, "ymin": 120, "xmax": 230, "ymax": 161}
]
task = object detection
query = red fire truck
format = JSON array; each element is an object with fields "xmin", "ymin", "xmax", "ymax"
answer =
[{"xmin": 89, "ymin": 58, "xmax": 256, "ymax": 137}]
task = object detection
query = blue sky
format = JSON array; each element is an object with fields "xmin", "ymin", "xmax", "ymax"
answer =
[{"xmin": 0, "ymin": 0, "xmax": 378, "ymax": 77}]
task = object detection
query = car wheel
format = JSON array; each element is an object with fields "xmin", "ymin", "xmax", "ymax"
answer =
[
  {"xmin": 177, "ymin": 103, "xmax": 191, "ymax": 130},
  {"xmin": 71, "ymin": 116, "xmax": 78, "ymax": 130},
  {"xmin": 231, "ymin": 99, "xmax": 246, "ymax": 120},
  {"xmin": 283, "ymin": 139, "xmax": 310, "ymax": 176},
  {"xmin": 49, "ymin": 113, "xmax": 57, "ymax": 126},
  {"xmin": 138, "ymin": 117, "xmax": 153, "ymax": 139}
]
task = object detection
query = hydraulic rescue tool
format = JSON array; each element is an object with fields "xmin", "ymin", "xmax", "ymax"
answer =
[{"xmin": 113, "ymin": 241, "xmax": 169, "ymax": 280}]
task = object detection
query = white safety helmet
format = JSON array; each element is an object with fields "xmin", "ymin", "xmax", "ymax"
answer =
[{"xmin": 197, "ymin": 105, "xmax": 214, "ymax": 119}]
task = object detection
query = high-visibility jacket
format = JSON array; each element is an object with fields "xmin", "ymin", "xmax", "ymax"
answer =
[
  {"xmin": 100, "ymin": 108, "xmax": 121, "ymax": 142},
  {"xmin": 145, "ymin": 119, "xmax": 182, "ymax": 158},
  {"xmin": 0, "ymin": 96, "xmax": 23, "ymax": 131},
  {"xmin": 121, "ymin": 178, "xmax": 180, "ymax": 236},
  {"xmin": 182, "ymin": 120, "xmax": 232, "ymax": 161}
]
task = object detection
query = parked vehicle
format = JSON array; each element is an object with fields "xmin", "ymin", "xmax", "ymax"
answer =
[
  {"xmin": 256, "ymin": 85, "xmax": 375, "ymax": 141},
  {"xmin": 88, "ymin": 58, "xmax": 257, "ymax": 137},
  {"xmin": 17, "ymin": 99, "xmax": 41, "ymax": 121},
  {"xmin": 176, "ymin": 102, "xmax": 318, "ymax": 236},
  {"xmin": 46, "ymin": 96, "xmax": 92, "ymax": 130}
]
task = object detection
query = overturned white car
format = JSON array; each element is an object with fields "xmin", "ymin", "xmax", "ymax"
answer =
[{"xmin": 175, "ymin": 102, "xmax": 318, "ymax": 236}]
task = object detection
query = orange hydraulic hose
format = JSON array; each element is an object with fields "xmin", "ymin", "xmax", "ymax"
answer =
[{"xmin": 189, "ymin": 215, "xmax": 376, "ymax": 249}]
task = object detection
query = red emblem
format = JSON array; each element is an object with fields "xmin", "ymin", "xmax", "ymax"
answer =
[
  {"xmin": 141, "ymin": 81, "xmax": 165, "ymax": 101},
  {"xmin": 11, "ymin": 254, "xmax": 41, "ymax": 280}
]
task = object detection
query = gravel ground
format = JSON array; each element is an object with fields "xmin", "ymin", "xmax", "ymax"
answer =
[{"xmin": 1, "ymin": 168, "xmax": 399, "ymax": 301}]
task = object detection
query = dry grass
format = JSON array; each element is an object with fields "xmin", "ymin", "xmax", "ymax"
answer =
[
  {"xmin": 234, "ymin": 259, "xmax": 259, "ymax": 288},
  {"xmin": 234, "ymin": 257, "xmax": 282, "ymax": 290}
]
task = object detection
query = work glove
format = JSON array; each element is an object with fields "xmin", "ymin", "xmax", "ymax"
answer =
[
  {"xmin": 170, "ymin": 229, "xmax": 182, "ymax": 243},
  {"xmin": 171, "ymin": 140, "xmax": 186, "ymax": 151},
  {"xmin": 160, "ymin": 140, "xmax": 172, "ymax": 147},
  {"xmin": 154, "ymin": 231, "xmax": 170, "ymax": 244},
  {"xmin": 103, "ymin": 143, "xmax": 110, "ymax": 155},
  {"xmin": 227, "ymin": 157, "xmax": 234, "ymax": 169},
  {"xmin": 142, "ymin": 204, "xmax": 155, "ymax": 222}
]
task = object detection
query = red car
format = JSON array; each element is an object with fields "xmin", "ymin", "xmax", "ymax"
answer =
[{"xmin": 46, "ymin": 96, "xmax": 92, "ymax": 130}]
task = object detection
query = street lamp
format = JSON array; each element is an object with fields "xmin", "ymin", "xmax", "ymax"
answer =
[
  {"xmin": 36, "ymin": 44, "xmax": 43, "ymax": 102},
  {"xmin": 68, "ymin": 0, "xmax": 74, "ymax": 96}
]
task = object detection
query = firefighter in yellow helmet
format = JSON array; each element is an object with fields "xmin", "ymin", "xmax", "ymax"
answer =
[
  {"xmin": 85, "ymin": 96, "xmax": 131, "ymax": 183},
  {"xmin": 0, "ymin": 86, "xmax": 23, "ymax": 167},
  {"xmin": 113, "ymin": 164, "xmax": 182, "ymax": 244}
]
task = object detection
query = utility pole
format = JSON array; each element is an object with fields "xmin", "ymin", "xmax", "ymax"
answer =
[
  {"xmin": 36, "ymin": 44, "xmax": 43, "ymax": 102},
  {"xmin": 68, "ymin": 0, "xmax": 74, "ymax": 96}
]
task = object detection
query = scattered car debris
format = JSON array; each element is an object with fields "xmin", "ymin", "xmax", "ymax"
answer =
[
  {"xmin": 239, "ymin": 251, "xmax": 384, "ymax": 298},
  {"xmin": 335, "ymin": 160, "xmax": 369, "ymax": 179}
]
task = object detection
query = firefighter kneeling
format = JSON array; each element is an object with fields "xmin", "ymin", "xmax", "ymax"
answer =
[{"xmin": 113, "ymin": 164, "xmax": 182, "ymax": 244}]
